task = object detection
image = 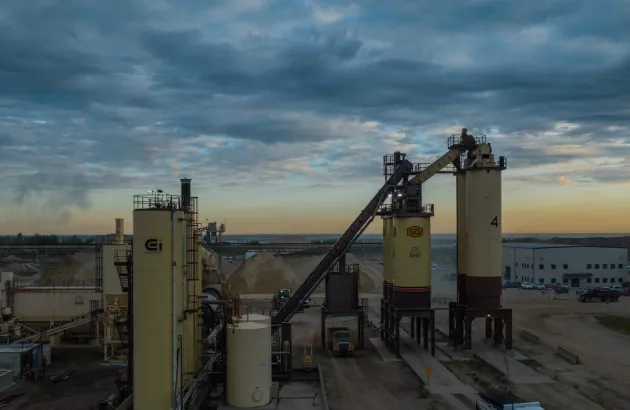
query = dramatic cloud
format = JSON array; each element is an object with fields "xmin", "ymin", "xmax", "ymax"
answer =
[{"xmin": 0, "ymin": 0, "xmax": 629, "ymax": 224}]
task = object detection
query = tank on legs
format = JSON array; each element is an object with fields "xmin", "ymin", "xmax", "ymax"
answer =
[
  {"xmin": 391, "ymin": 216, "xmax": 432, "ymax": 309},
  {"xmin": 465, "ymin": 167, "xmax": 503, "ymax": 309},
  {"xmin": 456, "ymin": 171, "xmax": 468, "ymax": 305}
]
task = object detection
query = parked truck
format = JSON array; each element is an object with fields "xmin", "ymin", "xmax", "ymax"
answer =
[
  {"xmin": 476, "ymin": 390, "xmax": 545, "ymax": 410},
  {"xmin": 577, "ymin": 287, "xmax": 619, "ymax": 303},
  {"xmin": 327, "ymin": 327, "xmax": 354, "ymax": 357}
]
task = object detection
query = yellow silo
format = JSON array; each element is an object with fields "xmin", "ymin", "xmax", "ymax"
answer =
[
  {"xmin": 133, "ymin": 208, "xmax": 186, "ymax": 410},
  {"xmin": 391, "ymin": 216, "xmax": 431, "ymax": 309},
  {"xmin": 185, "ymin": 211, "xmax": 197, "ymax": 381},
  {"xmin": 465, "ymin": 148, "xmax": 503, "ymax": 309},
  {"xmin": 456, "ymin": 171, "xmax": 468, "ymax": 305}
]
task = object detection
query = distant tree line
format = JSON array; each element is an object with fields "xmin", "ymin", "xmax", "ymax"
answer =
[
  {"xmin": 0, "ymin": 233, "xmax": 94, "ymax": 245},
  {"xmin": 311, "ymin": 239, "xmax": 338, "ymax": 244},
  {"xmin": 502, "ymin": 237, "xmax": 543, "ymax": 243}
]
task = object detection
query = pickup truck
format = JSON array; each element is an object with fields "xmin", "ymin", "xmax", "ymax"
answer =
[
  {"xmin": 577, "ymin": 287, "xmax": 619, "ymax": 303},
  {"xmin": 476, "ymin": 390, "xmax": 545, "ymax": 410}
]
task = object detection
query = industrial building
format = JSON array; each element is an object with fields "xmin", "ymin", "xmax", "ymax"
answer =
[{"xmin": 502, "ymin": 242, "xmax": 629, "ymax": 288}]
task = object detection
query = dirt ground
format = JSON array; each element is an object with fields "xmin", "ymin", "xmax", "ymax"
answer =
[
  {"xmin": 353, "ymin": 258, "xmax": 630, "ymax": 410},
  {"xmin": 503, "ymin": 289, "xmax": 630, "ymax": 410},
  {"xmin": 3, "ymin": 347, "xmax": 120, "ymax": 410}
]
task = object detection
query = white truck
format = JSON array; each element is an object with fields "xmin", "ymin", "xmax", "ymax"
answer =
[{"xmin": 476, "ymin": 390, "xmax": 545, "ymax": 410}]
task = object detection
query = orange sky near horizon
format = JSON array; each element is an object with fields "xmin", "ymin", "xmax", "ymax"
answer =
[{"xmin": 2, "ymin": 176, "xmax": 629, "ymax": 235}]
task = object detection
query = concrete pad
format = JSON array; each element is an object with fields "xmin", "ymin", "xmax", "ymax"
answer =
[
  {"xmin": 398, "ymin": 328, "xmax": 476, "ymax": 395},
  {"xmin": 474, "ymin": 346, "xmax": 552, "ymax": 384},
  {"xmin": 369, "ymin": 337, "xmax": 401, "ymax": 362}
]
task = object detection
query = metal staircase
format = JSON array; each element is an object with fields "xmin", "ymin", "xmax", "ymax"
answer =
[{"xmin": 114, "ymin": 250, "xmax": 132, "ymax": 292}]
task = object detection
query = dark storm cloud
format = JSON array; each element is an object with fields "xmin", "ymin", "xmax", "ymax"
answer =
[{"xmin": 0, "ymin": 0, "xmax": 629, "ymax": 214}]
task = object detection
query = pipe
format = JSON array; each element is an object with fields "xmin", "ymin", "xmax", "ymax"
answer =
[{"xmin": 172, "ymin": 211, "xmax": 178, "ymax": 410}]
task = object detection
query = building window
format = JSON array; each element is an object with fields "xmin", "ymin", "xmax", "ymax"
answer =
[
  {"xmin": 603, "ymin": 278, "xmax": 608, "ymax": 283},
  {"xmin": 603, "ymin": 264, "xmax": 608, "ymax": 269},
  {"xmin": 562, "ymin": 278, "xmax": 568, "ymax": 283},
  {"xmin": 611, "ymin": 263, "xmax": 615, "ymax": 270},
  {"xmin": 551, "ymin": 278, "xmax": 556, "ymax": 284},
  {"xmin": 619, "ymin": 264, "xmax": 624, "ymax": 269},
  {"xmin": 539, "ymin": 264, "xmax": 544, "ymax": 269},
  {"xmin": 595, "ymin": 264, "xmax": 600, "ymax": 269},
  {"xmin": 587, "ymin": 264, "xmax": 592, "ymax": 269},
  {"xmin": 539, "ymin": 278, "xmax": 544, "ymax": 283},
  {"xmin": 587, "ymin": 278, "xmax": 592, "ymax": 283},
  {"xmin": 619, "ymin": 278, "xmax": 624, "ymax": 283},
  {"xmin": 610, "ymin": 278, "xmax": 615, "ymax": 283},
  {"xmin": 595, "ymin": 278, "xmax": 600, "ymax": 283},
  {"xmin": 563, "ymin": 264, "xmax": 568, "ymax": 269},
  {"xmin": 551, "ymin": 264, "xmax": 556, "ymax": 269},
  {"xmin": 74, "ymin": 296, "xmax": 84, "ymax": 305}
]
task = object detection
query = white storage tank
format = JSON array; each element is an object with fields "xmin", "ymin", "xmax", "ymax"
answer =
[
  {"xmin": 227, "ymin": 322, "xmax": 272, "ymax": 408},
  {"xmin": 233, "ymin": 313, "xmax": 271, "ymax": 326}
]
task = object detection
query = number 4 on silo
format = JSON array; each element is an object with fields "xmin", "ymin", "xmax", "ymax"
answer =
[{"xmin": 491, "ymin": 217, "xmax": 499, "ymax": 227}]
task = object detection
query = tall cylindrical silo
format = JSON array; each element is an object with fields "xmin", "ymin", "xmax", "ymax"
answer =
[
  {"xmin": 456, "ymin": 171, "xmax": 468, "ymax": 305},
  {"xmin": 382, "ymin": 217, "xmax": 394, "ymax": 301},
  {"xmin": 227, "ymin": 322, "xmax": 272, "ymax": 408},
  {"xmin": 391, "ymin": 216, "xmax": 431, "ymax": 309},
  {"xmin": 133, "ymin": 208, "xmax": 186, "ymax": 410},
  {"xmin": 466, "ymin": 166, "xmax": 503, "ymax": 309}
]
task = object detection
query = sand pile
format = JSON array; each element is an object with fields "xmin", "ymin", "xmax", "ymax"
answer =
[
  {"xmin": 38, "ymin": 252, "xmax": 96, "ymax": 285},
  {"xmin": 201, "ymin": 248, "xmax": 242, "ymax": 287},
  {"xmin": 0, "ymin": 261, "xmax": 39, "ymax": 275},
  {"xmin": 227, "ymin": 252, "xmax": 377, "ymax": 294}
]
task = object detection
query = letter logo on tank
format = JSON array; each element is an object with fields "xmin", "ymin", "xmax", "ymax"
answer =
[
  {"xmin": 144, "ymin": 238, "xmax": 163, "ymax": 252},
  {"xmin": 406, "ymin": 226, "xmax": 424, "ymax": 238}
]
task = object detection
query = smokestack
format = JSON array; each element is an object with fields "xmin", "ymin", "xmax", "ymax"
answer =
[
  {"xmin": 115, "ymin": 218, "xmax": 124, "ymax": 243},
  {"xmin": 180, "ymin": 178, "xmax": 191, "ymax": 209}
]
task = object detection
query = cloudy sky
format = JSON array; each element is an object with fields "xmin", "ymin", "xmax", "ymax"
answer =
[{"xmin": 1, "ymin": 0, "xmax": 629, "ymax": 235}]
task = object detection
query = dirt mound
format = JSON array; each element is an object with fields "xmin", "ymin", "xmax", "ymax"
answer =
[
  {"xmin": 228, "ymin": 253, "xmax": 301, "ymax": 294},
  {"xmin": 38, "ymin": 252, "xmax": 96, "ymax": 285},
  {"xmin": 0, "ymin": 262, "xmax": 39, "ymax": 275},
  {"xmin": 227, "ymin": 252, "xmax": 377, "ymax": 294}
]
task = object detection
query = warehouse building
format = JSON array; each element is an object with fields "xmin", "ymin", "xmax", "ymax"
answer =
[{"xmin": 502, "ymin": 242, "xmax": 629, "ymax": 288}]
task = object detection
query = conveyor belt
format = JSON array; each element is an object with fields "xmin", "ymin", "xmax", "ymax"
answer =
[{"xmin": 271, "ymin": 160, "xmax": 413, "ymax": 324}]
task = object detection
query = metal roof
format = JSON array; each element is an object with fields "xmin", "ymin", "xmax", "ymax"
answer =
[{"xmin": 502, "ymin": 242, "xmax": 579, "ymax": 249}]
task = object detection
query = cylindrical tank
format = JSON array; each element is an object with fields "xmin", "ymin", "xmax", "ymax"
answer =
[
  {"xmin": 382, "ymin": 217, "xmax": 393, "ymax": 301},
  {"xmin": 233, "ymin": 313, "xmax": 271, "ymax": 326},
  {"xmin": 227, "ymin": 322, "xmax": 272, "ymax": 408},
  {"xmin": 466, "ymin": 167, "xmax": 502, "ymax": 309},
  {"xmin": 391, "ymin": 216, "xmax": 431, "ymax": 309},
  {"xmin": 456, "ymin": 172, "xmax": 468, "ymax": 305},
  {"xmin": 133, "ymin": 209, "xmax": 185, "ymax": 410},
  {"xmin": 115, "ymin": 218, "xmax": 124, "ymax": 243}
]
